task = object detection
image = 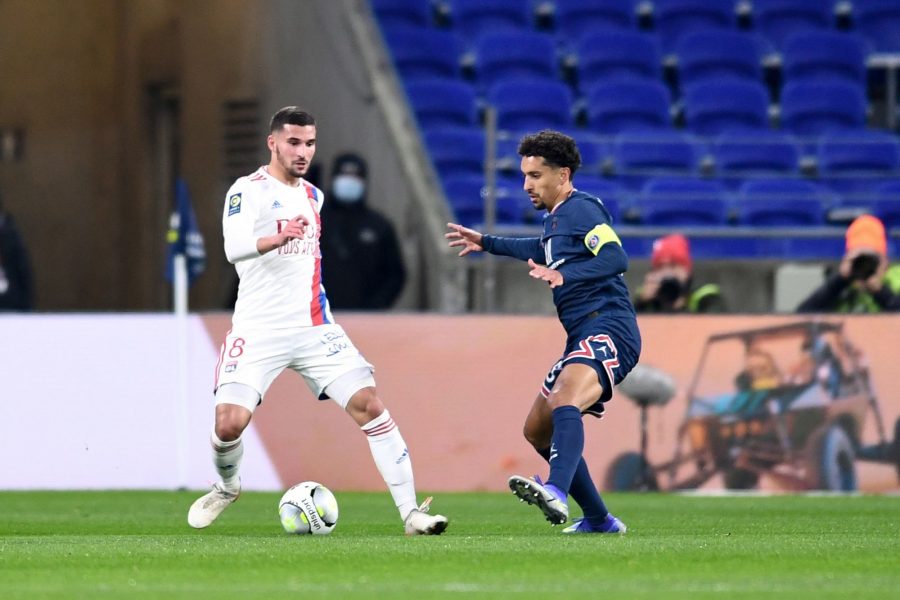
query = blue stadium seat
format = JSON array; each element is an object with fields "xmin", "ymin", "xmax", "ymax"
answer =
[
  {"xmin": 682, "ymin": 79, "xmax": 770, "ymax": 135},
  {"xmin": 849, "ymin": 0, "xmax": 900, "ymax": 53},
  {"xmin": 446, "ymin": 0, "xmax": 533, "ymax": 42},
  {"xmin": 372, "ymin": 0, "xmax": 433, "ymax": 29},
  {"xmin": 676, "ymin": 30, "xmax": 762, "ymax": 88},
  {"xmin": 817, "ymin": 130, "xmax": 900, "ymax": 202},
  {"xmin": 651, "ymin": 0, "xmax": 737, "ymax": 55},
  {"xmin": 780, "ymin": 79, "xmax": 867, "ymax": 136},
  {"xmin": 404, "ymin": 79, "xmax": 478, "ymax": 128},
  {"xmin": 576, "ymin": 30, "xmax": 663, "ymax": 90},
  {"xmin": 441, "ymin": 174, "xmax": 524, "ymax": 226},
  {"xmin": 637, "ymin": 177, "xmax": 730, "ymax": 226},
  {"xmin": 571, "ymin": 175, "xmax": 626, "ymax": 223},
  {"xmin": 382, "ymin": 26, "xmax": 464, "ymax": 81},
  {"xmin": 612, "ymin": 131, "xmax": 700, "ymax": 190},
  {"xmin": 782, "ymin": 32, "xmax": 869, "ymax": 87},
  {"xmin": 712, "ymin": 131, "xmax": 801, "ymax": 188},
  {"xmin": 474, "ymin": 31, "xmax": 559, "ymax": 86},
  {"xmin": 488, "ymin": 79, "xmax": 575, "ymax": 131},
  {"xmin": 554, "ymin": 0, "xmax": 638, "ymax": 43},
  {"xmin": 750, "ymin": 0, "xmax": 833, "ymax": 53},
  {"xmin": 423, "ymin": 126, "xmax": 485, "ymax": 179},
  {"xmin": 441, "ymin": 174, "xmax": 485, "ymax": 227},
  {"xmin": 569, "ymin": 133, "xmax": 608, "ymax": 175},
  {"xmin": 585, "ymin": 80, "xmax": 672, "ymax": 133},
  {"xmin": 873, "ymin": 181, "xmax": 900, "ymax": 229},
  {"xmin": 736, "ymin": 179, "xmax": 827, "ymax": 226}
]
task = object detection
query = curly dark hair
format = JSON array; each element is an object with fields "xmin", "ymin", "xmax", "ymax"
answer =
[{"xmin": 517, "ymin": 130, "xmax": 581, "ymax": 175}]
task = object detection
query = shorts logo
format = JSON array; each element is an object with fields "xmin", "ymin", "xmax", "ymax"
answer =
[
  {"xmin": 228, "ymin": 193, "xmax": 242, "ymax": 216},
  {"xmin": 587, "ymin": 234, "xmax": 600, "ymax": 250},
  {"xmin": 224, "ymin": 361, "xmax": 238, "ymax": 373}
]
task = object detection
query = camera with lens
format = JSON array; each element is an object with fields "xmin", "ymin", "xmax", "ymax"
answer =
[
  {"xmin": 849, "ymin": 252, "xmax": 880, "ymax": 281},
  {"xmin": 655, "ymin": 277, "xmax": 684, "ymax": 306}
]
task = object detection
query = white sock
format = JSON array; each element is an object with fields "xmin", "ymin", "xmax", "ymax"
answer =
[
  {"xmin": 211, "ymin": 431, "xmax": 243, "ymax": 493},
  {"xmin": 361, "ymin": 410, "xmax": 417, "ymax": 520}
]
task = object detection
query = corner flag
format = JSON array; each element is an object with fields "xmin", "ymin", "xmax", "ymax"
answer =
[{"xmin": 165, "ymin": 178, "xmax": 206, "ymax": 284}]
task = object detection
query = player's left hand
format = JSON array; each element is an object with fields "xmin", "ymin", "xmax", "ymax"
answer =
[{"xmin": 528, "ymin": 258, "xmax": 563, "ymax": 288}]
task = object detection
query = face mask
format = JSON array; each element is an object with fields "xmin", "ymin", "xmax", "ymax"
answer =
[{"xmin": 332, "ymin": 174, "xmax": 365, "ymax": 203}]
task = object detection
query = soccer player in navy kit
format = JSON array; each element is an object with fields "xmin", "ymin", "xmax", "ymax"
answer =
[{"xmin": 446, "ymin": 130, "xmax": 641, "ymax": 533}]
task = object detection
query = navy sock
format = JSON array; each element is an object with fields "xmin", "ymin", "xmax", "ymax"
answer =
[
  {"xmin": 537, "ymin": 446, "xmax": 608, "ymax": 523},
  {"xmin": 546, "ymin": 405, "xmax": 584, "ymax": 495}
]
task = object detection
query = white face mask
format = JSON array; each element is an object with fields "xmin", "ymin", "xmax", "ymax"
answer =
[{"xmin": 332, "ymin": 174, "xmax": 365, "ymax": 203}]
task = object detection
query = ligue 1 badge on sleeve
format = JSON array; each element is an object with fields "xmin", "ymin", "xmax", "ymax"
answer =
[{"xmin": 228, "ymin": 193, "xmax": 242, "ymax": 216}]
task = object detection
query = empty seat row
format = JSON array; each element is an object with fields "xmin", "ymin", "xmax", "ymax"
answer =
[
  {"xmin": 442, "ymin": 173, "xmax": 900, "ymax": 229},
  {"xmin": 373, "ymin": 0, "xmax": 900, "ymax": 53},
  {"xmin": 406, "ymin": 77, "xmax": 871, "ymax": 137},
  {"xmin": 425, "ymin": 126, "xmax": 900, "ymax": 196},
  {"xmin": 385, "ymin": 26, "xmax": 874, "ymax": 93}
]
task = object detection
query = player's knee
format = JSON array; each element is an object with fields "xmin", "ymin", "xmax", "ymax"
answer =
[
  {"xmin": 546, "ymin": 390, "xmax": 574, "ymax": 411},
  {"xmin": 214, "ymin": 405, "xmax": 251, "ymax": 441},
  {"xmin": 349, "ymin": 386, "xmax": 384, "ymax": 421}
]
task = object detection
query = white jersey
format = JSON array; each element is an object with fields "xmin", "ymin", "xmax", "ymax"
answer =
[{"xmin": 222, "ymin": 166, "xmax": 334, "ymax": 329}]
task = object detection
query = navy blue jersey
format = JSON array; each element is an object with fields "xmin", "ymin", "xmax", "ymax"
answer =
[{"xmin": 482, "ymin": 190, "xmax": 636, "ymax": 333}]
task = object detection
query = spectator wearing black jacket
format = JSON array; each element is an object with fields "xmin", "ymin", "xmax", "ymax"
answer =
[
  {"xmin": 319, "ymin": 153, "xmax": 406, "ymax": 310},
  {"xmin": 0, "ymin": 191, "xmax": 34, "ymax": 311}
]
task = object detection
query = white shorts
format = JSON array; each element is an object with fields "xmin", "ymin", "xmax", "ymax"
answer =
[{"xmin": 214, "ymin": 323, "xmax": 374, "ymax": 406}]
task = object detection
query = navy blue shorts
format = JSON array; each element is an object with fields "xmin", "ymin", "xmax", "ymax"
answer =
[{"xmin": 540, "ymin": 314, "xmax": 641, "ymax": 418}]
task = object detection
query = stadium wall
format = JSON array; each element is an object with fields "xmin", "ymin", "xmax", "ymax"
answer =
[{"xmin": 2, "ymin": 313, "xmax": 898, "ymax": 494}]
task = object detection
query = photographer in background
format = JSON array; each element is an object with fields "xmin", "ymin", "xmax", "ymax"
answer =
[
  {"xmin": 634, "ymin": 233, "xmax": 725, "ymax": 313},
  {"xmin": 797, "ymin": 215, "xmax": 900, "ymax": 313}
]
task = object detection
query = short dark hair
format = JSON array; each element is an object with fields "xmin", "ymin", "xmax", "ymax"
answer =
[
  {"xmin": 270, "ymin": 106, "xmax": 316, "ymax": 132},
  {"xmin": 517, "ymin": 130, "xmax": 581, "ymax": 175}
]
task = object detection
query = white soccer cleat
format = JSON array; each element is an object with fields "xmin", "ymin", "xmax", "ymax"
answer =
[
  {"xmin": 404, "ymin": 496, "xmax": 449, "ymax": 536},
  {"xmin": 187, "ymin": 483, "xmax": 240, "ymax": 529}
]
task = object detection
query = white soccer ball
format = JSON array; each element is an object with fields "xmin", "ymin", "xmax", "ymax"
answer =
[{"xmin": 278, "ymin": 481, "xmax": 339, "ymax": 535}]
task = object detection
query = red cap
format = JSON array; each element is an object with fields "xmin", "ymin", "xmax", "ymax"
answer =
[{"xmin": 651, "ymin": 234, "xmax": 692, "ymax": 271}]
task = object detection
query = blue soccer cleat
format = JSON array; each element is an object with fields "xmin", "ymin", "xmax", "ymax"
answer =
[
  {"xmin": 562, "ymin": 513, "xmax": 627, "ymax": 534},
  {"xmin": 508, "ymin": 474, "xmax": 569, "ymax": 525}
]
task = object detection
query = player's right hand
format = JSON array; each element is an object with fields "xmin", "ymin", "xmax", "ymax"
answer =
[
  {"xmin": 276, "ymin": 215, "xmax": 309, "ymax": 246},
  {"xmin": 445, "ymin": 222, "xmax": 484, "ymax": 257}
]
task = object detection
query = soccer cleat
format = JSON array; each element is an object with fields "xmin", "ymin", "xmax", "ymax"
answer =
[
  {"xmin": 404, "ymin": 496, "xmax": 449, "ymax": 536},
  {"xmin": 187, "ymin": 483, "xmax": 240, "ymax": 529},
  {"xmin": 508, "ymin": 475, "xmax": 569, "ymax": 525},
  {"xmin": 562, "ymin": 514, "xmax": 627, "ymax": 534}
]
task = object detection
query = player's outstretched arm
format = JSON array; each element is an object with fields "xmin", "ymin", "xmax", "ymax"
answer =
[
  {"xmin": 445, "ymin": 222, "xmax": 484, "ymax": 257},
  {"xmin": 257, "ymin": 214, "xmax": 309, "ymax": 255}
]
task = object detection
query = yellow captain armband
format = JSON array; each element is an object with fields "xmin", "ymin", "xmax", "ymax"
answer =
[{"xmin": 583, "ymin": 224, "xmax": 621, "ymax": 255}]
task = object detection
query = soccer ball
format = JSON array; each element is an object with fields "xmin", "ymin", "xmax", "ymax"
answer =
[{"xmin": 278, "ymin": 481, "xmax": 339, "ymax": 535}]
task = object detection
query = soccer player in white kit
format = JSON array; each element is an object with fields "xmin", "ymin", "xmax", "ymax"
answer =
[{"xmin": 187, "ymin": 107, "xmax": 448, "ymax": 535}]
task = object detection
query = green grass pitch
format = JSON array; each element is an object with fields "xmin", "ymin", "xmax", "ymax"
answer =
[{"xmin": 1, "ymin": 491, "xmax": 898, "ymax": 599}]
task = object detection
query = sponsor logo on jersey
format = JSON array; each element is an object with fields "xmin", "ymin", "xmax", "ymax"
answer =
[
  {"xmin": 271, "ymin": 199, "xmax": 282, "ymax": 209},
  {"xmin": 228, "ymin": 193, "xmax": 242, "ymax": 216},
  {"xmin": 224, "ymin": 361, "xmax": 238, "ymax": 373}
]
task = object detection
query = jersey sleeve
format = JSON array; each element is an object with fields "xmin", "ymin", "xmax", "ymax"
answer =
[
  {"xmin": 481, "ymin": 234, "xmax": 544, "ymax": 263},
  {"xmin": 222, "ymin": 179, "xmax": 262, "ymax": 263}
]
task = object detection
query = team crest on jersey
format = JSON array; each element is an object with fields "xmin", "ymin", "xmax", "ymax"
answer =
[{"xmin": 228, "ymin": 193, "xmax": 242, "ymax": 216}]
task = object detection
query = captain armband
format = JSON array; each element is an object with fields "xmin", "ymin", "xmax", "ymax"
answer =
[{"xmin": 583, "ymin": 224, "xmax": 621, "ymax": 255}]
